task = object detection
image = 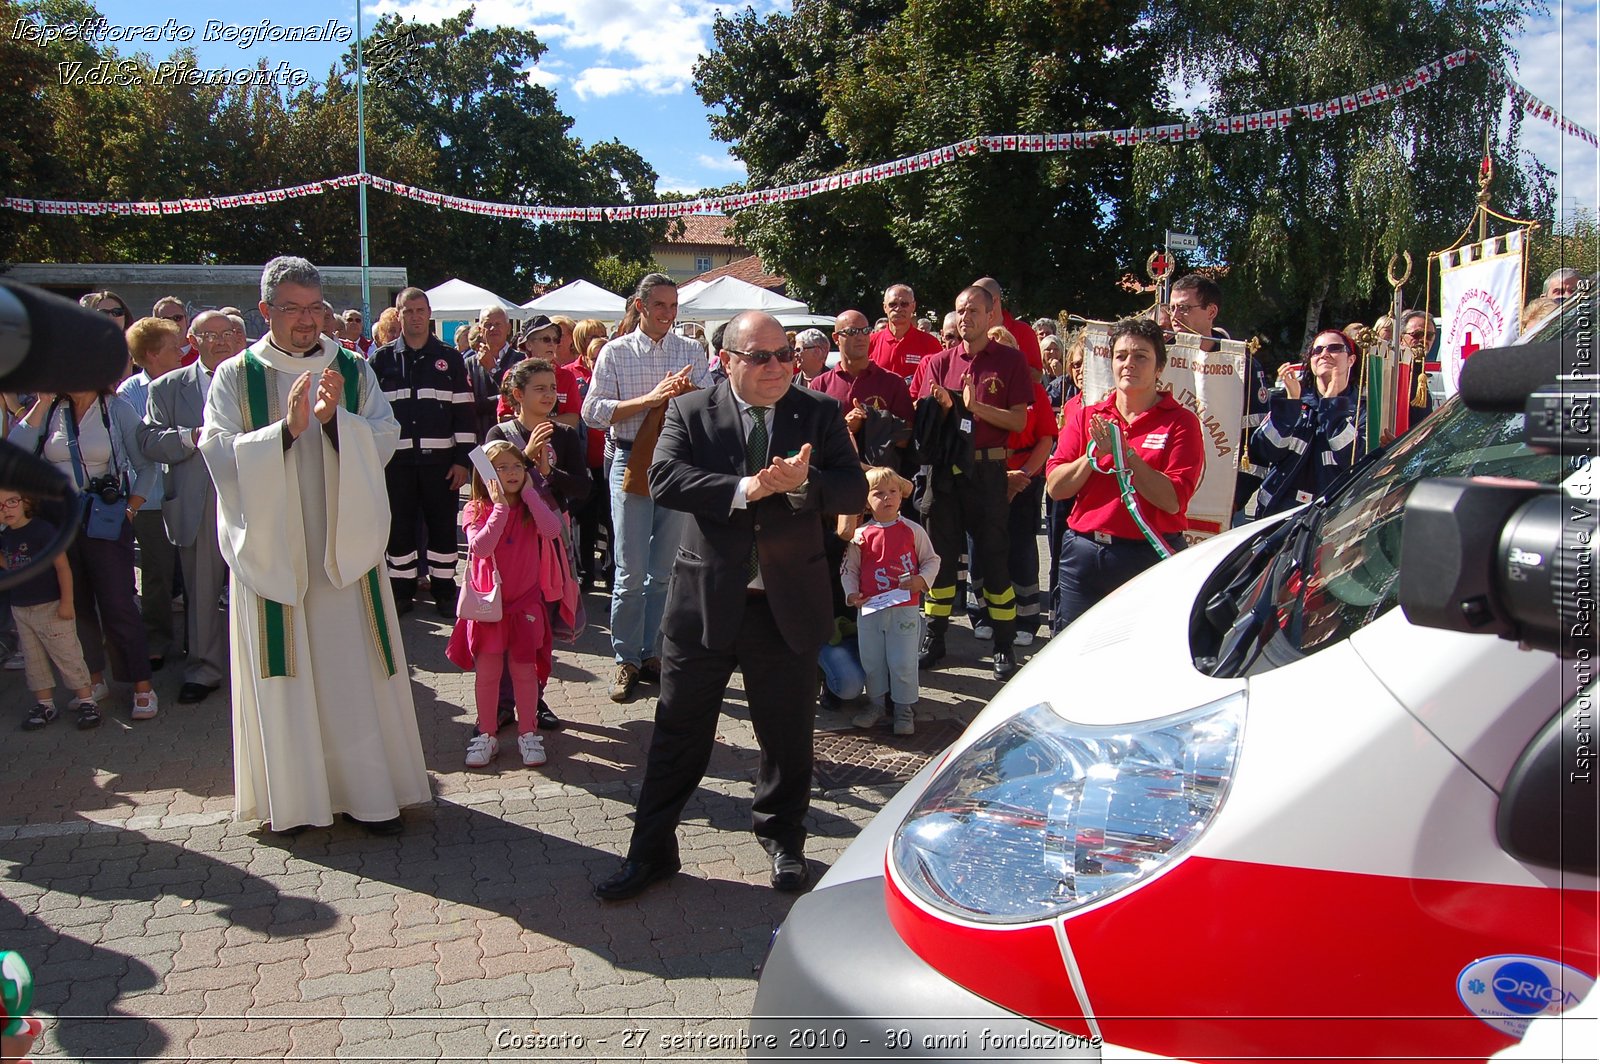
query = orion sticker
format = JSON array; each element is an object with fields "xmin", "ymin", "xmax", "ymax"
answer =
[{"xmin": 1456, "ymin": 954, "xmax": 1594, "ymax": 1037}]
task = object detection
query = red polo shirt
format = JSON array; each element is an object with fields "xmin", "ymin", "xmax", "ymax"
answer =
[
  {"xmin": 1002, "ymin": 311, "xmax": 1043, "ymax": 372},
  {"xmin": 1046, "ymin": 391, "xmax": 1205, "ymax": 538},
  {"xmin": 809, "ymin": 360, "xmax": 914, "ymax": 423},
  {"xmin": 1006, "ymin": 382, "xmax": 1058, "ymax": 471},
  {"xmin": 915, "ymin": 342, "xmax": 1033, "ymax": 451},
  {"xmin": 869, "ymin": 324, "xmax": 943, "ymax": 381}
]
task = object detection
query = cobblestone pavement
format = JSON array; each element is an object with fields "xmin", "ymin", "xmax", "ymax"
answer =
[{"xmin": 0, "ymin": 571, "xmax": 1045, "ymax": 1062}]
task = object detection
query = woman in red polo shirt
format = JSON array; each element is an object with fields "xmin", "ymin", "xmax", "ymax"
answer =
[{"xmin": 1045, "ymin": 317, "xmax": 1204, "ymax": 633}]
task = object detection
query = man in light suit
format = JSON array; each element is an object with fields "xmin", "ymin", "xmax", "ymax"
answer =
[
  {"xmin": 139, "ymin": 310, "xmax": 233, "ymax": 703},
  {"xmin": 595, "ymin": 311, "xmax": 868, "ymax": 901}
]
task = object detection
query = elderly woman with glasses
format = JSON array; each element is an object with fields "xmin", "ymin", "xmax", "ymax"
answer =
[{"xmin": 1247, "ymin": 328, "xmax": 1364, "ymax": 518}]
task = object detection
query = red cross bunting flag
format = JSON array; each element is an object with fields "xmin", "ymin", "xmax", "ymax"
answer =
[{"xmin": 1438, "ymin": 229, "xmax": 1525, "ymax": 396}]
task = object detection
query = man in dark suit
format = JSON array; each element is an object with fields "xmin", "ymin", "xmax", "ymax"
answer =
[
  {"xmin": 595, "ymin": 311, "xmax": 868, "ymax": 901},
  {"xmin": 139, "ymin": 310, "xmax": 233, "ymax": 703}
]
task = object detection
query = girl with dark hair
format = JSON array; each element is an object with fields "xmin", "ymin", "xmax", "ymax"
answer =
[{"xmin": 1248, "ymin": 328, "xmax": 1364, "ymax": 518}]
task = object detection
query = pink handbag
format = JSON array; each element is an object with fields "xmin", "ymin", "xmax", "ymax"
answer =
[{"xmin": 456, "ymin": 554, "xmax": 503, "ymax": 622}]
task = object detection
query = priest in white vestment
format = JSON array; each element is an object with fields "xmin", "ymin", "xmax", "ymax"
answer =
[{"xmin": 200, "ymin": 256, "xmax": 430, "ymax": 835}]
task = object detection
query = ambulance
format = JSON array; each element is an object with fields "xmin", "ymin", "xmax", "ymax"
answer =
[{"xmin": 749, "ymin": 299, "xmax": 1596, "ymax": 1061}]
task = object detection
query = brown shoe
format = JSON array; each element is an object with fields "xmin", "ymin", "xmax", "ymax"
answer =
[
  {"xmin": 638, "ymin": 657, "xmax": 662, "ymax": 684},
  {"xmin": 609, "ymin": 662, "xmax": 640, "ymax": 702}
]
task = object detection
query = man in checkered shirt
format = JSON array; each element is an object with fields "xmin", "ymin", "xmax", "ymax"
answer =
[{"xmin": 581, "ymin": 273, "xmax": 712, "ymax": 703}]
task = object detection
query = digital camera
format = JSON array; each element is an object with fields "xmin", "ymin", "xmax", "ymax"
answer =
[{"xmin": 84, "ymin": 474, "xmax": 124, "ymax": 504}]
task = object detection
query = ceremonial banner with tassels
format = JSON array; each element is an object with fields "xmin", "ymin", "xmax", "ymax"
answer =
[
  {"xmin": 238, "ymin": 348, "xmax": 398, "ymax": 679},
  {"xmin": 1439, "ymin": 230, "xmax": 1525, "ymax": 396}
]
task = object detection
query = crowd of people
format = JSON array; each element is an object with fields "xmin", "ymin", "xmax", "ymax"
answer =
[{"xmin": 0, "ymin": 258, "xmax": 1583, "ymax": 896}]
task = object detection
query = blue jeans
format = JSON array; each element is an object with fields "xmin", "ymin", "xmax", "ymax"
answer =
[
  {"xmin": 607, "ymin": 445, "xmax": 685, "ymax": 666},
  {"xmin": 818, "ymin": 636, "xmax": 866, "ymax": 701}
]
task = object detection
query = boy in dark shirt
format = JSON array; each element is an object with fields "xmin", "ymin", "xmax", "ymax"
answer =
[{"xmin": 0, "ymin": 490, "xmax": 99, "ymax": 729}]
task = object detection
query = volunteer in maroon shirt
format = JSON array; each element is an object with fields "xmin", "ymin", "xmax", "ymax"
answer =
[
  {"xmin": 1045, "ymin": 317, "xmax": 1204, "ymax": 633},
  {"xmin": 810, "ymin": 309, "xmax": 914, "ymax": 464},
  {"xmin": 914, "ymin": 285, "xmax": 1033, "ymax": 680},
  {"xmin": 868, "ymin": 284, "xmax": 943, "ymax": 383}
]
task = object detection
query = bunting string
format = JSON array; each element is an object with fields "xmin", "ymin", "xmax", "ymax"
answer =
[{"xmin": 5, "ymin": 49, "xmax": 1592, "ymax": 220}]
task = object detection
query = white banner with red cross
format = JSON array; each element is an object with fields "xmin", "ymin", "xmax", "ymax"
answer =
[
  {"xmin": 1080, "ymin": 323, "xmax": 1248, "ymax": 541},
  {"xmin": 1438, "ymin": 230, "xmax": 1524, "ymax": 396}
]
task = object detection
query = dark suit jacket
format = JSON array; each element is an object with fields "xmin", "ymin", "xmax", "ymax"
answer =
[{"xmin": 651, "ymin": 380, "xmax": 866, "ymax": 655}]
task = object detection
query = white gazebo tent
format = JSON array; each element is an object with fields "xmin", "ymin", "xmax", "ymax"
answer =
[
  {"xmin": 678, "ymin": 276, "xmax": 808, "ymax": 319},
  {"xmin": 424, "ymin": 278, "xmax": 531, "ymax": 322},
  {"xmin": 522, "ymin": 279, "xmax": 626, "ymax": 321}
]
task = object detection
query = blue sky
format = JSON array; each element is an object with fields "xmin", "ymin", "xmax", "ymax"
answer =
[{"xmin": 75, "ymin": 0, "xmax": 1600, "ymax": 222}]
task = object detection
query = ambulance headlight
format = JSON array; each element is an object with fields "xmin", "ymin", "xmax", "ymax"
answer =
[{"xmin": 891, "ymin": 693, "xmax": 1245, "ymax": 923}]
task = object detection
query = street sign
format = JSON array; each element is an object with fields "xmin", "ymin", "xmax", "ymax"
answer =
[{"xmin": 1166, "ymin": 230, "xmax": 1199, "ymax": 250}]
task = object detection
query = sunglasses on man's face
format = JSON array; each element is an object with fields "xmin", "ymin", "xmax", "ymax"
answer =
[{"xmin": 724, "ymin": 347, "xmax": 796, "ymax": 366}]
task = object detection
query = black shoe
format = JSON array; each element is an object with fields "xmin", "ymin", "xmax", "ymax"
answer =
[
  {"xmin": 594, "ymin": 858, "xmax": 681, "ymax": 901},
  {"xmin": 394, "ymin": 596, "xmax": 415, "ymax": 616},
  {"xmin": 536, "ymin": 699, "xmax": 564, "ymax": 732},
  {"xmin": 22, "ymin": 703, "xmax": 58, "ymax": 731},
  {"xmin": 341, "ymin": 812, "xmax": 403, "ymax": 836},
  {"xmin": 918, "ymin": 632, "xmax": 946, "ymax": 669},
  {"xmin": 993, "ymin": 648, "xmax": 1017, "ymax": 681},
  {"xmin": 435, "ymin": 599, "xmax": 456, "ymax": 621},
  {"xmin": 177, "ymin": 682, "xmax": 219, "ymax": 704},
  {"xmin": 149, "ymin": 656, "xmax": 165, "ymax": 672},
  {"xmin": 818, "ymin": 684, "xmax": 843, "ymax": 711},
  {"xmin": 268, "ymin": 823, "xmax": 309, "ymax": 838},
  {"xmin": 638, "ymin": 657, "xmax": 662, "ymax": 684},
  {"xmin": 769, "ymin": 850, "xmax": 810, "ymax": 893},
  {"xmin": 496, "ymin": 705, "xmax": 516, "ymax": 732}
]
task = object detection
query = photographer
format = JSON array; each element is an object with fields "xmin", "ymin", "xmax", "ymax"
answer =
[
  {"xmin": 1248, "ymin": 328, "xmax": 1363, "ymax": 519},
  {"xmin": 7, "ymin": 382, "xmax": 159, "ymax": 721}
]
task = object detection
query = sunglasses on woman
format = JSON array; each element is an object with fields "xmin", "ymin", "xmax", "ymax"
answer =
[{"xmin": 1309, "ymin": 342, "xmax": 1348, "ymax": 355}]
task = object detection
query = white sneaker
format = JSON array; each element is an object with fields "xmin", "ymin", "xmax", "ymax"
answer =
[
  {"xmin": 973, "ymin": 623, "xmax": 994, "ymax": 641},
  {"xmin": 464, "ymin": 732, "xmax": 498, "ymax": 768},
  {"xmin": 518, "ymin": 732, "xmax": 547, "ymax": 767},
  {"xmin": 130, "ymin": 690, "xmax": 158, "ymax": 720},
  {"xmin": 91, "ymin": 681, "xmax": 110, "ymax": 703},
  {"xmin": 1014, "ymin": 630, "xmax": 1035, "ymax": 647}
]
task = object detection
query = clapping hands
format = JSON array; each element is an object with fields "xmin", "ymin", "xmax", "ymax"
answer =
[{"xmin": 745, "ymin": 443, "xmax": 812, "ymax": 501}]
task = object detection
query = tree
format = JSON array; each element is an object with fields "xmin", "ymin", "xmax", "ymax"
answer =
[
  {"xmin": 1133, "ymin": 0, "xmax": 1553, "ymax": 351},
  {"xmin": 1526, "ymin": 209, "xmax": 1598, "ymax": 292},
  {"xmin": 353, "ymin": 9, "xmax": 666, "ymax": 296},
  {"xmin": 1, "ymin": 1, "xmax": 666, "ymax": 293}
]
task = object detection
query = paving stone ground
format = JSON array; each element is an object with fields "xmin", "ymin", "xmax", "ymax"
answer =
[{"xmin": 0, "ymin": 552, "xmax": 1051, "ymax": 1063}]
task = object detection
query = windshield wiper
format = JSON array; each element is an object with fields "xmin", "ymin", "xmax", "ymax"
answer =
[
  {"xmin": 1202, "ymin": 517, "xmax": 1299, "ymax": 633},
  {"xmin": 1205, "ymin": 516, "xmax": 1317, "ymax": 677}
]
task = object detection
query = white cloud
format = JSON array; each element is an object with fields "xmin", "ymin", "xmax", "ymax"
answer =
[
  {"xmin": 1511, "ymin": 3, "xmax": 1598, "ymax": 223},
  {"xmin": 695, "ymin": 151, "xmax": 746, "ymax": 175},
  {"xmin": 367, "ymin": 0, "xmax": 740, "ymax": 100}
]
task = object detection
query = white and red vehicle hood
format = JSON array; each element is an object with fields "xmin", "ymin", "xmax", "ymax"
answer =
[{"xmin": 882, "ymin": 525, "xmax": 1596, "ymax": 1062}]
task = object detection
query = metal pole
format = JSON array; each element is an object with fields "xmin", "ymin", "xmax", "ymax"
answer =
[{"xmin": 355, "ymin": 0, "xmax": 372, "ymax": 333}]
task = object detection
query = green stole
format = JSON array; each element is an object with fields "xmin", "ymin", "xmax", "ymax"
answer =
[{"xmin": 239, "ymin": 346, "xmax": 398, "ymax": 679}]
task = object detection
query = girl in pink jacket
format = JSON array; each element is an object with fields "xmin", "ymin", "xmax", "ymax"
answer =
[{"xmin": 448, "ymin": 441, "xmax": 576, "ymax": 769}]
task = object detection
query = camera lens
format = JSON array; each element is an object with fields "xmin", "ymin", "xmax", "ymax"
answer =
[{"xmin": 1496, "ymin": 492, "xmax": 1593, "ymax": 654}]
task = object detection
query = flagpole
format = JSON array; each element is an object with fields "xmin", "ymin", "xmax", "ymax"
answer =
[{"xmin": 355, "ymin": 0, "xmax": 371, "ymax": 331}]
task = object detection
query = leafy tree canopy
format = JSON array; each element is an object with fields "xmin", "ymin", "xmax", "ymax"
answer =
[
  {"xmin": 696, "ymin": 0, "xmax": 1557, "ymax": 346},
  {"xmin": 0, "ymin": 1, "xmax": 666, "ymax": 297}
]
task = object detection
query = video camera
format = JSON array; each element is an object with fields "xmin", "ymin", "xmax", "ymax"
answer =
[
  {"xmin": 0, "ymin": 281, "xmax": 132, "ymax": 591},
  {"xmin": 1399, "ymin": 329, "xmax": 1597, "ymax": 658}
]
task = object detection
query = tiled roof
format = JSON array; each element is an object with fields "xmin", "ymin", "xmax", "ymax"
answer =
[
  {"xmin": 687, "ymin": 254, "xmax": 787, "ymax": 292},
  {"xmin": 665, "ymin": 215, "xmax": 743, "ymax": 247}
]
